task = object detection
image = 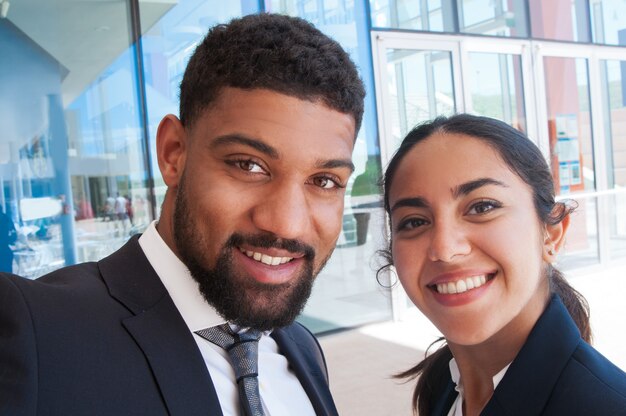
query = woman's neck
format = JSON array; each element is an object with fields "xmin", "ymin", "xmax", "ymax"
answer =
[{"xmin": 447, "ymin": 291, "xmax": 551, "ymax": 415}]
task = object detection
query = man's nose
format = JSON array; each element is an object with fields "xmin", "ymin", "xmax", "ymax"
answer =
[{"xmin": 251, "ymin": 181, "xmax": 312, "ymax": 241}]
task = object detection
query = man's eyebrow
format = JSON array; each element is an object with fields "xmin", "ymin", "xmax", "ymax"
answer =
[
  {"xmin": 316, "ymin": 159, "xmax": 355, "ymax": 173},
  {"xmin": 453, "ymin": 178, "xmax": 508, "ymax": 198},
  {"xmin": 390, "ymin": 197, "xmax": 429, "ymax": 213},
  {"xmin": 210, "ymin": 134, "xmax": 279, "ymax": 158}
]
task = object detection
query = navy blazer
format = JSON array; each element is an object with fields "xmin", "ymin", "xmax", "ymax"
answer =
[
  {"xmin": 0, "ymin": 236, "xmax": 339, "ymax": 416},
  {"xmin": 432, "ymin": 295, "xmax": 626, "ymax": 415}
]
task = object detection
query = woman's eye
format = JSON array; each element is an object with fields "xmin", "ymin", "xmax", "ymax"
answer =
[
  {"xmin": 396, "ymin": 217, "xmax": 428, "ymax": 232},
  {"xmin": 467, "ymin": 200, "xmax": 501, "ymax": 215}
]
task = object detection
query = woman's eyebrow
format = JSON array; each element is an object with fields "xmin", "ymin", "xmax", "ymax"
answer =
[
  {"xmin": 452, "ymin": 178, "xmax": 508, "ymax": 198},
  {"xmin": 390, "ymin": 178, "xmax": 508, "ymax": 213},
  {"xmin": 390, "ymin": 196, "xmax": 429, "ymax": 213}
]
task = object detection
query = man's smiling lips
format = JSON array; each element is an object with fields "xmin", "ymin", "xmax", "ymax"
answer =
[
  {"xmin": 235, "ymin": 245, "xmax": 307, "ymax": 285},
  {"xmin": 238, "ymin": 247, "xmax": 295, "ymax": 266}
]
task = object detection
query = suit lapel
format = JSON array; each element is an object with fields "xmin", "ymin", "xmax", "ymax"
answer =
[
  {"xmin": 272, "ymin": 326, "xmax": 339, "ymax": 416},
  {"xmin": 98, "ymin": 237, "xmax": 223, "ymax": 416}
]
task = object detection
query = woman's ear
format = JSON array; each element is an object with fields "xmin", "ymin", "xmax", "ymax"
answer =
[
  {"xmin": 156, "ymin": 114, "xmax": 187, "ymax": 189},
  {"xmin": 543, "ymin": 209, "xmax": 571, "ymax": 263}
]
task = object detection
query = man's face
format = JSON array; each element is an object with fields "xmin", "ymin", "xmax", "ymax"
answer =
[{"xmin": 170, "ymin": 88, "xmax": 355, "ymax": 330}]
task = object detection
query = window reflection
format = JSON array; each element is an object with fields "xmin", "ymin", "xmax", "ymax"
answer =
[
  {"xmin": 543, "ymin": 56, "xmax": 599, "ymax": 267},
  {"xmin": 386, "ymin": 49, "xmax": 456, "ymax": 147},
  {"xmin": 600, "ymin": 59, "xmax": 626, "ymax": 261},
  {"xmin": 0, "ymin": 1, "xmax": 158, "ymax": 277},
  {"xmin": 0, "ymin": 1, "xmax": 156, "ymax": 277},
  {"xmin": 459, "ymin": 0, "xmax": 528, "ymax": 37},
  {"xmin": 544, "ymin": 57, "xmax": 595, "ymax": 195},
  {"xmin": 529, "ymin": 0, "xmax": 591, "ymax": 42},
  {"xmin": 467, "ymin": 52, "xmax": 526, "ymax": 132},
  {"xmin": 370, "ymin": 0, "xmax": 450, "ymax": 31},
  {"xmin": 590, "ymin": 0, "xmax": 626, "ymax": 45}
]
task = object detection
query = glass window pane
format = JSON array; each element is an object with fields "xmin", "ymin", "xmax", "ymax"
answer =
[
  {"xmin": 386, "ymin": 48, "xmax": 456, "ymax": 149},
  {"xmin": 467, "ymin": 52, "xmax": 527, "ymax": 132},
  {"xmin": 544, "ymin": 57, "xmax": 595, "ymax": 195},
  {"xmin": 543, "ymin": 56, "xmax": 599, "ymax": 268},
  {"xmin": 529, "ymin": 0, "xmax": 591, "ymax": 42},
  {"xmin": 590, "ymin": 0, "xmax": 626, "ymax": 45},
  {"xmin": 600, "ymin": 59, "xmax": 626, "ymax": 261},
  {"xmin": 1, "ymin": 1, "xmax": 154, "ymax": 277},
  {"xmin": 459, "ymin": 0, "xmax": 528, "ymax": 37},
  {"xmin": 370, "ymin": 0, "xmax": 451, "ymax": 31}
]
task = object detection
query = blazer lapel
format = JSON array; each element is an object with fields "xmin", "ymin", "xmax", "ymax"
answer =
[
  {"xmin": 431, "ymin": 379, "xmax": 458, "ymax": 416},
  {"xmin": 272, "ymin": 327, "xmax": 339, "ymax": 416},
  {"xmin": 98, "ymin": 237, "xmax": 223, "ymax": 416},
  {"xmin": 483, "ymin": 295, "xmax": 580, "ymax": 415}
]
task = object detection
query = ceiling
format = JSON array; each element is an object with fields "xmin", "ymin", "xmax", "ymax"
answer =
[{"xmin": 6, "ymin": 0, "xmax": 176, "ymax": 105}]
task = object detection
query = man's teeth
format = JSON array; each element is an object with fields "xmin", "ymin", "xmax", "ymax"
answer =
[
  {"xmin": 436, "ymin": 275, "xmax": 488, "ymax": 294},
  {"xmin": 240, "ymin": 248, "xmax": 292, "ymax": 266}
]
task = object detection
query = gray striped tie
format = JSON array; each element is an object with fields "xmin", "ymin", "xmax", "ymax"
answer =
[{"xmin": 196, "ymin": 324, "xmax": 265, "ymax": 416}]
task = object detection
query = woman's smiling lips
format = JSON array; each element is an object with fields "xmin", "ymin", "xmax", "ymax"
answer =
[{"xmin": 427, "ymin": 270, "xmax": 497, "ymax": 306}]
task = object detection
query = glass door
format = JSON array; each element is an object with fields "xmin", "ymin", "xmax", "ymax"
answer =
[
  {"xmin": 533, "ymin": 43, "xmax": 626, "ymax": 271},
  {"xmin": 459, "ymin": 39, "xmax": 536, "ymax": 139},
  {"xmin": 371, "ymin": 33, "xmax": 463, "ymax": 170}
]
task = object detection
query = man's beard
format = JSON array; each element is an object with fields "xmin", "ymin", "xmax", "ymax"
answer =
[{"xmin": 172, "ymin": 177, "xmax": 333, "ymax": 331}]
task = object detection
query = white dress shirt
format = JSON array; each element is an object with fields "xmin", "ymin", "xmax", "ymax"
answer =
[
  {"xmin": 447, "ymin": 358, "xmax": 511, "ymax": 416},
  {"xmin": 139, "ymin": 221, "xmax": 316, "ymax": 416}
]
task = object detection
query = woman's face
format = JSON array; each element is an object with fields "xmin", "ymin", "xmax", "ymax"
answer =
[{"xmin": 389, "ymin": 132, "xmax": 552, "ymax": 346}]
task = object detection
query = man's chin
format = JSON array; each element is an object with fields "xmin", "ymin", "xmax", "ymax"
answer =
[{"xmin": 213, "ymin": 284, "xmax": 310, "ymax": 330}]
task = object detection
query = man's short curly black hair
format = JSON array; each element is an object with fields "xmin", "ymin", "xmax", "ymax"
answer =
[{"xmin": 179, "ymin": 13, "xmax": 365, "ymax": 136}]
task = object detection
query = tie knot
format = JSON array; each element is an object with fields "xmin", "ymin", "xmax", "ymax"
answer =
[{"xmin": 195, "ymin": 324, "xmax": 262, "ymax": 381}]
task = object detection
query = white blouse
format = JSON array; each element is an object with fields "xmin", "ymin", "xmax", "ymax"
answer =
[{"xmin": 446, "ymin": 358, "xmax": 511, "ymax": 416}]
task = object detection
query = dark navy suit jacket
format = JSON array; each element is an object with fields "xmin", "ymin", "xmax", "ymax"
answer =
[
  {"xmin": 0, "ymin": 236, "xmax": 339, "ymax": 416},
  {"xmin": 432, "ymin": 295, "xmax": 626, "ymax": 415}
]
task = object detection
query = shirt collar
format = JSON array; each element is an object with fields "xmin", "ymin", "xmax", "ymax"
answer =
[
  {"xmin": 449, "ymin": 357, "xmax": 511, "ymax": 396},
  {"xmin": 138, "ymin": 221, "xmax": 225, "ymax": 332}
]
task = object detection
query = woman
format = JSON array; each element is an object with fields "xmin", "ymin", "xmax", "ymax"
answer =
[{"xmin": 380, "ymin": 114, "xmax": 626, "ymax": 415}]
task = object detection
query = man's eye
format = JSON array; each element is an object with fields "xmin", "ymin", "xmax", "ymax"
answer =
[
  {"xmin": 313, "ymin": 176, "xmax": 341, "ymax": 189},
  {"xmin": 237, "ymin": 160, "xmax": 264, "ymax": 173}
]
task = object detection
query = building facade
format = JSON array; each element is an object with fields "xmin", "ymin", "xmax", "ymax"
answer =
[{"xmin": 1, "ymin": 0, "xmax": 625, "ymax": 332}]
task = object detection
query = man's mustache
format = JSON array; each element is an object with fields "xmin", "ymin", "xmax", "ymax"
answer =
[{"xmin": 227, "ymin": 233, "xmax": 315, "ymax": 260}]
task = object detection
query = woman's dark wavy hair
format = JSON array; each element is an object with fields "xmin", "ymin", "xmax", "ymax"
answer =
[
  {"xmin": 179, "ymin": 13, "xmax": 365, "ymax": 136},
  {"xmin": 379, "ymin": 114, "xmax": 591, "ymax": 416}
]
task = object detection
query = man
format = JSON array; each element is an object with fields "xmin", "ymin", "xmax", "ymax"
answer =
[{"xmin": 0, "ymin": 13, "xmax": 364, "ymax": 416}]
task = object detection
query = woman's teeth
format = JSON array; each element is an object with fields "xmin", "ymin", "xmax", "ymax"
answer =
[{"xmin": 435, "ymin": 275, "xmax": 488, "ymax": 294}]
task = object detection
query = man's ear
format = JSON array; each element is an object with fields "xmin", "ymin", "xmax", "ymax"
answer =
[
  {"xmin": 156, "ymin": 114, "xmax": 187, "ymax": 188},
  {"xmin": 542, "ymin": 210, "xmax": 571, "ymax": 263}
]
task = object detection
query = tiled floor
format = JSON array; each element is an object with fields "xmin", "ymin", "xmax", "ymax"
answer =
[{"xmin": 319, "ymin": 264, "xmax": 626, "ymax": 416}]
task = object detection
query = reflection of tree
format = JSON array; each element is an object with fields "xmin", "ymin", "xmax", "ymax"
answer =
[{"xmin": 351, "ymin": 156, "xmax": 382, "ymax": 197}]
